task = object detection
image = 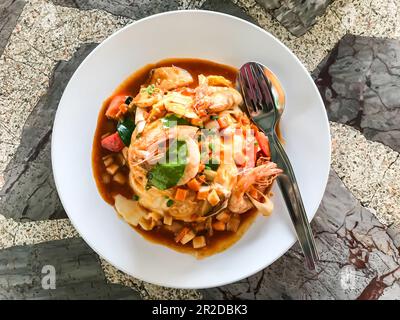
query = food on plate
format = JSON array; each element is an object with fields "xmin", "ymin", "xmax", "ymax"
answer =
[{"xmin": 92, "ymin": 58, "xmax": 282, "ymax": 258}]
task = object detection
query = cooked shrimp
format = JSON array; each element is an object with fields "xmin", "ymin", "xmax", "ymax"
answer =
[
  {"xmin": 128, "ymin": 120, "xmax": 165, "ymax": 165},
  {"xmin": 195, "ymin": 75, "xmax": 242, "ymax": 114},
  {"xmin": 228, "ymin": 163, "xmax": 282, "ymax": 214},
  {"xmin": 128, "ymin": 121, "xmax": 198, "ymax": 166},
  {"xmin": 149, "ymin": 66, "xmax": 193, "ymax": 90},
  {"xmin": 207, "ymin": 87, "xmax": 243, "ymax": 112}
]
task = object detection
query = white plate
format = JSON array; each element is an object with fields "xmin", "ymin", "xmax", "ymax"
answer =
[{"xmin": 52, "ymin": 10, "xmax": 330, "ymax": 289}]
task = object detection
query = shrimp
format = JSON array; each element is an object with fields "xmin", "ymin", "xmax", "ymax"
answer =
[
  {"xmin": 128, "ymin": 121, "xmax": 198, "ymax": 166},
  {"xmin": 149, "ymin": 66, "xmax": 194, "ymax": 90},
  {"xmin": 206, "ymin": 87, "xmax": 243, "ymax": 112},
  {"xmin": 195, "ymin": 75, "xmax": 243, "ymax": 114},
  {"xmin": 228, "ymin": 163, "xmax": 282, "ymax": 214}
]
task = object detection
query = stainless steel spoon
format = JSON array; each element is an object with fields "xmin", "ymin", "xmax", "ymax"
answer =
[{"xmin": 238, "ymin": 62, "xmax": 319, "ymax": 270}]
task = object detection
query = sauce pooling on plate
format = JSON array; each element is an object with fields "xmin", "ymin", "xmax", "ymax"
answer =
[{"xmin": 92, "ymin": 58, "xmax": 282, "ymax": 258}]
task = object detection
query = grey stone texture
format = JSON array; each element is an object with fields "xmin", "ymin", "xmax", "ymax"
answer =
[
  {"xmin": 314, "ymin": 34, "xmax": 400, "ymax": 153},
  {"xmin": 0, "ymin": 0, "xmax": 25, "ymax": 56},
  {"xmin": 201, "ymin": 0, "xmax": 257, "ymax": 24},
  {"xmin": 256, "ymin": 0, "xmax": 334, "ymax": 36},
  {"xmin": 0, "ymin": 237, "xmax": 141, "ymax": 299},
  {"xmin": 0, "ymin": 43, "xmax": 97, "ymax": 221},
  {"xmin": 51, "ymin": 0, "xmax": 179, "ymax": 19}
]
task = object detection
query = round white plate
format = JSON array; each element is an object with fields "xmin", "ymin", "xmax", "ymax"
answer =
[{"xmin": 52, "ymin": 10, "xmax": 331, "ymax": 289}]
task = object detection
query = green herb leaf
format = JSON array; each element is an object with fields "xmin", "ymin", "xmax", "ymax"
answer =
[
  {"xmin": 117, "ymin": 117, "xmax": 135, "ymax": 146},
  {"xmin": 161, "ymin": 114, "xmax": 190, "ymax": 128},
  {"xmin": 210, "ymin": 115, "xmax": 219, "ymax": 120},
  {"xmin": 146, "ymin": 84, "xmax": 155, "ymax": 95},
  {"xmin": 132, "ymin": 195, "xmax": 139, "ymax": 201},
  {"xmin": 147, "ymin": 140, "xmax": 188, "ymax": 190},
  {"xmin": 125, "ymin": 96, "xmax": 133, "ymax": 105},
  {"xmin": 209, "ymin": 142, "xmax": 215, "ymax": 152},
  {"xmin": 166, "ymin": 199, "xmax": 174, "ymax": 207},
  {"xmin": 205, "ymin": 160, "xmax": 220, "ymax": 171}
]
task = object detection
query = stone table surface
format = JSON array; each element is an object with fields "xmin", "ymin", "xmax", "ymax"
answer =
[{"xmin": 0, "ymin": 0, "xmax": 400, "ymax": 300}]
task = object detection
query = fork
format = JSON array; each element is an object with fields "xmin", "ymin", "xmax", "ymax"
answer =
[{"xmin": 238, "ymin": 62, "xmax": 319, "ymax": 270}]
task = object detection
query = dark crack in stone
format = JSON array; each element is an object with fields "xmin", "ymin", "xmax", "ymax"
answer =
[
  {"xmin": 202, "ymin": 170, "xmax": 400, "ymax": 300},
  {"xmin": 201, "ymin": 0, "xmax": 257, "ymax": 24},
  {"xmin": 0, "ymin": 43, "xmax": 97, "ymax": 221},
  {"xmin": 314, "ymin": 34, "xmax": 400, "ymax": 153},
  {"xmin": 0, "ymin": 237, "xmax": 141, "ymax": 299},
  {"xmin": 256, "ymin": 0, "xmax": 334, "ymax": 36},
  {"xmin": 51, "ymin": 0, "xmax": 179, "ymax": 19},
  {"xmin": 0, "ymin": 0, "xmax": 26, "ymax": 57}
]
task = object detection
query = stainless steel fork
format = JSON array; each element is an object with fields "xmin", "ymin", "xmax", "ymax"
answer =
[{"xmin": 239, "ymin": 62, "xmax": 319, "ymax": 270}]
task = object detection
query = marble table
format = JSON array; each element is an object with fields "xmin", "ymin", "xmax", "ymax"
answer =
[{"xmin": 0, "ymin": 0, "xmax": 399, "ymax": 300}]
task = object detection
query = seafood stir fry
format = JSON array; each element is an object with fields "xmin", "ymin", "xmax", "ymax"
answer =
[{"xmin": 93, "ymin": 60, "xmax": 282, "ymax": 257}]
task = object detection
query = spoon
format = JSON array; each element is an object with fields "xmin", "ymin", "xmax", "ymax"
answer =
[{"xmin": 238, "ymin": 62, "xmax": 319, "ymax": 270}]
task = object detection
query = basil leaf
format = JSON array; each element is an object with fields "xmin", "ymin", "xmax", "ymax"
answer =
[
  {"xmin": 147, "ymin": 163, "xmax": 185, "ymax": 190},
  {"xmin": 161, "ymin": 114, "xmax": 190, "ymax": 128},
  {"xmin": 148, "ymin": 140, "xmax": 188, "ymax": 190},
  {"xmin": 117, "ymin": 117, "xmax": 135, "ymax": 146}
]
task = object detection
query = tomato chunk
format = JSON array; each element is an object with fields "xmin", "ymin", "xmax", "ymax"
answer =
[
  {"xmin": 255, "ymin": 131, "xmax": 271, "ymax": 157},
  {"xmin": 105, "ymin": 95, "xmax": 127, "ymax": 119},
  {"xmin": 101, "ymin": 132, "xmax": 124, "ymax": 152}
]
